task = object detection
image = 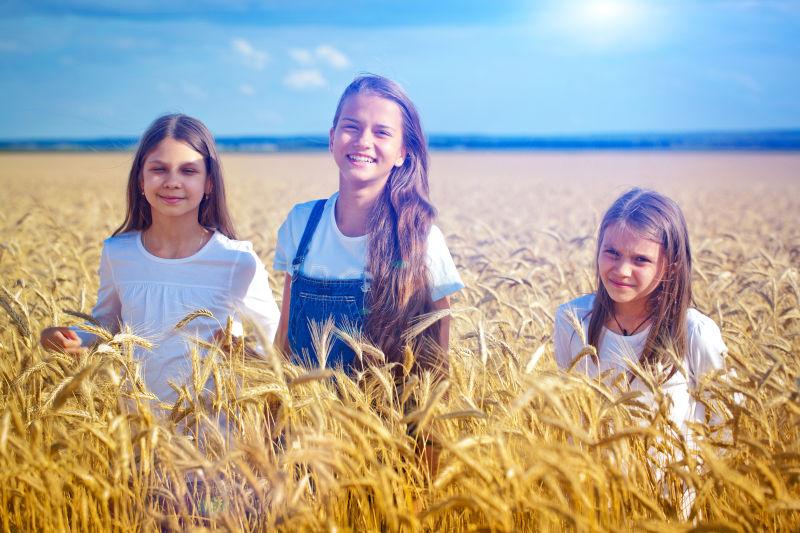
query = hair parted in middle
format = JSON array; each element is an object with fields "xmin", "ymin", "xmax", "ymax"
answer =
[
  {"xmin": 588, "ymin": 187, "xmax": 693, "ymax": 380},
  {"xmin": 331, "ymin": 74, "xmax": 444, "ymax": 376},
  {"xmin": 113, "ymin": 113, "xmax": 237, "ymax": 239}
]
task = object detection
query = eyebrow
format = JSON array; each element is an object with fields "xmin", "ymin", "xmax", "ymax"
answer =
[
  {"xmin": 340, "ymin": 117, "xmax": 397, "ymax": 131},
  {"xmin": 146, "ymin": 158, "xmax": 203, "ymax": 165},
  {"xmin": 600, "ymin": 241, "xmax": 656, "ymax": 257}
]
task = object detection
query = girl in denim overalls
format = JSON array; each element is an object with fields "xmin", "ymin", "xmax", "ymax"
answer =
[{"xmin": 273, "ymin": 75, "xmax": 463, "ymax": 378}]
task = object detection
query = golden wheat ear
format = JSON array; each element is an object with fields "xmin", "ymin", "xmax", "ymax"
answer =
[
  {"xmin": 402, "ymin": 308, "xmax": 451, "ymax": 345},
  {"xmin": 174, "ymin": 308, "xmax": 215, "ymax": 330},
  {"xmin": 333, "ymin": 318, "xmax": 365, "ymax": 365},
  {"xmin": 0, "ymin": 286, "xmax": 31, "ymax": 338},
  {"xmin": 308, "ymin": 316, "xmax": 335, "ymax": 369},
  {"xmin": 62, "ymin": 308, "xmax": 100, "ymax": 325}
]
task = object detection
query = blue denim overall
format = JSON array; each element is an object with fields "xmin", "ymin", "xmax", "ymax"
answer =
[{"xmin": 287, "ymin": 199, "xmax": 370, "ymax": 371}]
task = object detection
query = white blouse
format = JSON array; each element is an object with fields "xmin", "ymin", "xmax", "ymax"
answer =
[{"xmin": 73, "ymin": 231, "xmax": 280, "ymax": 402}]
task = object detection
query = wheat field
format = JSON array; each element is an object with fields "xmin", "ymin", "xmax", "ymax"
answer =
[{"xmin": 0, "ymin": 151, "xmax": 799, "ymax": 531}]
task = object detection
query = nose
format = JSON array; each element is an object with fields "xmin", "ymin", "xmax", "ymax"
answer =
[
  {"xmin": 614, "ymin": 260, "xmax": 632, "ymax": 277},
  {"xmin": 163, "ymin": 170, "xmax": 181, "ymax": 188},
  {"xmin": 354, "ymin": 129, "xmax": 373, "ymax": 148}
]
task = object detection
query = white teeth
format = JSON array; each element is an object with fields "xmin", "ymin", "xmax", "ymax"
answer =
[{"xmin": 348, "ymin": 154, "xmax": 375, "ymax": 163}]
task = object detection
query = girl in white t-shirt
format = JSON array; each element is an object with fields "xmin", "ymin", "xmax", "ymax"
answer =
[
  {"xmin": 274, "ymin": 75, "xmax": 463, "ymax": 377},
  {"xmin": 40, "ymin": 114, "xmax": 280, "ymax": 402},
  {"xmin": 553, "ymin": 188, "xmax": 726, "ymax": 432}
]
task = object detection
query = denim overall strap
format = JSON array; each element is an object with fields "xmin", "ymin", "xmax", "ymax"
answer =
[
  {"xmin": 291, "ymin": 199, "xmax": 326, "ymax": 277},
  {"xmin": 286, "ymin": 198, "xmax": 369, "ymax": 372}
]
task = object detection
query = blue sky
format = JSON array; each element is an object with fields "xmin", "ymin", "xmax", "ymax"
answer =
[{"xmin": 1, "ymin": 0, "xmax": 798, "ymax": 139}]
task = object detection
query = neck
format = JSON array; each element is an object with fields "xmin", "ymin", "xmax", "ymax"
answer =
[
  {"xmin": 609, "ymin": 299, "xmax": 652, "ymax": 335},
  {"xmin": 143, "ymin": 214, "xmax": 210, "ymax": 259},
  {"xmin": 612, "ymin": 299, "xmax": 650, "ymax": 322},
  {"xmin": 335, "ymin": 175, "xmax": 387, "ymax": 237}
]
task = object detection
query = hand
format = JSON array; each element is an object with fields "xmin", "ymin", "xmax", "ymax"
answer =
[
  {"xmin": 212, "ymin": 328, "xmax": 243, "ymax": 351},
  {"xmin": 40, "ymin": 327, "xmax": 85, "ymax": 355}
]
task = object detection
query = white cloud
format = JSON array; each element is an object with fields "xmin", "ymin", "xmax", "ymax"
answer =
[
  {"xmin": 287, "ymin": 45, "xmax": 350, "ymax": 69},
  {"xmin": 315, "ymin": 45, "xmax": 349, "ymax": 69},
  {"xmin": 239, "ymin": 83, "xmax": 256, "ymax": 96},
  {"xmin": 231, "ymin": 38, "xmax": 269, "ymax": 70},
  {"xmin": 289, "ymin": 48, "xmax": 313, "ymax": 64},
  {"xmin": 284, "ymin": 69, "xmax": 327, "ymax": 90}
]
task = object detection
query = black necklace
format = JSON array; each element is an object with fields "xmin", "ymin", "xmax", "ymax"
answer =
[{"xmin": 612, "ymin": 312, "xmax": 651, "ymax": 336}]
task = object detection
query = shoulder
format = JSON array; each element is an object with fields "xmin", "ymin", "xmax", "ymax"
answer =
[
  {"xmin": 685, "ymin": 308, "xmax": 727, "ymax": 374},
  {"xmin": 686, "ymin": 308, "xmax": 725, "ymax": 346},
  {"xmin": 425, "ymin": 224, "xmax": 454, "ymax": 256},
  {"xmin": 103, "ymin": 231, "xmax": 138, "ymax": 248},
  {"xmin": 281, "ymin": 196, "xmax": 333, "ymax": 229},
  {"xmin": 427, "ymin": 224, "xmax": 445, "ymax": 241},
  {"xmin": 425, "ymin": 224, "xmax": 444, "ymax": 246},
  {"xmin": 210, "ymin": 233, "xmax": 264, "ymax": 271},
  {"xmin": 556, "ymin": 294, "xmax": 595, "ymax": 321},
  {"xmin": 101, "ymin": 231, "xmax": 140, "ymax": 258}
]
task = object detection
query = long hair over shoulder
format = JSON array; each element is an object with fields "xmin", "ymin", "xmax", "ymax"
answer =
[
  {"xmin": 113, "ymin": 114, "xmax": 237, "ymax": 239},
  {"xmin": 588, "ymin": 188, "xmax": 693, "ymax": 380},
  {"xmin": 331, "ymin": 75, "xmax": 444, "ymax": 376}
]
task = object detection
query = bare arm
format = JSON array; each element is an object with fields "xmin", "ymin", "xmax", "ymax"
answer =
[
  {"xmin": 414, "ymin": 296, "xmax": 452, "ymax": 480},
  {"xmin": 432, "ymin": 296, "xmax": 451, "ymax": 352},
  {"xmin": 275, "ymin": 273, "xmax": 293, "ymax": 354}
]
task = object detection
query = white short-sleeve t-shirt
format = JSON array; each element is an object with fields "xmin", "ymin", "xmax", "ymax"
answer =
[
  {"xmin": 273, "ymin": 192, "xmax": 464, "ymax": 302},
  {"xmin": 553, "ymin": 293, "xmax": 727, "ymax": 431}
]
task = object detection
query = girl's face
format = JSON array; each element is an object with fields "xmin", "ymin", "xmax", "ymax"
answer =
[
  {"xmin": 140, "ymin": 137, "xmax": 211, "ymax": 224},
  {"xmin": 330, "ymin": 92, "xmax": 406, "ymax": 188},
  {"xmin": 598, "ymin": 222, "xmax": 665, "ymax": 314}
]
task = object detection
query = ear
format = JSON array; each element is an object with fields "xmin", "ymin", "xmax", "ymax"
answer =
[
  {"xmin": 204, "ymin": 178, "xmax": 213, "ymax": 196},
  {"xmin": 328, "ymin": 127, "xmax": 335, "ymax": 153},
  {"xmin": 394, "ymin": 146, "xmax": 407, "ymax": 168}
]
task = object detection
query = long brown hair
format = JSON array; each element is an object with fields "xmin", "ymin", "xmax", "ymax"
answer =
[
  {"xmin": 331, "ymin": 75, "xmax": 443, "ymax": 374},
  {"xmin": 587, "ymin": 188, "xmax": 693, "ymax": 378},
  {"xmin": 112, "ymin": 114, "xmax": 237, "ymax": 239}
]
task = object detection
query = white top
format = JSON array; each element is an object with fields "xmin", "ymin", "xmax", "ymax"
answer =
[
  {"xmin": 553, "ymin": 294, "xmax": 727, "ymax": 432},
  {"xmin": 72, "ymin": 231, "xmax": 280, "ymax": 403},
  {"xmin": 273, "ymin": 192, "xmax": 464, "ymax": 302}
]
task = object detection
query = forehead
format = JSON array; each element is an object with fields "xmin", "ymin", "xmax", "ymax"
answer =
[
  {"xmin": 601, "ymin": 222, "xmax": 662, "ymax": 255},
  {"xmin": 144, "ymin": 137, "xmax": 204, "ymax": 162},
  {"xmin": 339, "ymin": 92, "xmax": 403, "ymax": 126}
]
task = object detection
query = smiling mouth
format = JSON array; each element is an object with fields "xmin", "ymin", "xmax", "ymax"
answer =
[
  {"xmin": 347, "ymin": 154, "xmax": 376, "ymax": 164},
  {"xmin": 159, "ymin": 195, "xmax": 185, "ymax": 202},
  {"xmin": 609, "ymin": 279, "xmax": 634, "ymax": 288}
]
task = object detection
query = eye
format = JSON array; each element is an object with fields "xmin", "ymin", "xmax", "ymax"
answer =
[
  {"xmin": 343, "ymin": 124, "xmax": 357, "ymax": 131},
  {"xmin": 182, "ymin": 167, "xmax": 199, "ymax": 175},
  {"xmin": 376, "ymin": 130, "xmax": 391, "ymax": 137},
  {"xmin": 150, "ymin": 167, "xmax": 165, "ymax": 173},
  {"xmin": 635, "ymin": 256, "xmax": 652, "ymax": 264},
  {"xmin": 603, "ymin": 248, "xmax": 619, "ymax": 257}
]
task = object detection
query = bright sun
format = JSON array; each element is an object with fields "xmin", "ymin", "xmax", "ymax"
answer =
[
  {"xmin": 579, "ymin": 0, "xmax": 637, "ymax": 26},
  {"xmin": 566, "ymin": 0, "xmax": 643, "ymax": 47},
  {"xmin": 584, "ymin": 0, "xmax": 631, "ymax": 20}
]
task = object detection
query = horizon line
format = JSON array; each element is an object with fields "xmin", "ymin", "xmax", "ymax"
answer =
[{"xmin": 1, "ymin": 129, "xmax": 799, "ymax": 152}]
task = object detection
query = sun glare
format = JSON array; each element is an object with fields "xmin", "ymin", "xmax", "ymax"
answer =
[
  {"xmin": 583, "ymin": 0, "xmax": 632, "ymax": 22},
  {"xmin": 562, "ymin": 0, "xmax": 644, "ymax": 48}
]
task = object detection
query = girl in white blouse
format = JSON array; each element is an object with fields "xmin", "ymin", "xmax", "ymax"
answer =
[
  {"xmin": 553, "ymin": 188, "xmax": 727, "ymax": 433},
  {"xmin": 40, "ymin": 114, "xmax": 280, "ymax": 402}
]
